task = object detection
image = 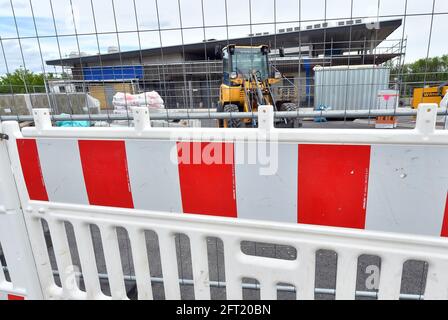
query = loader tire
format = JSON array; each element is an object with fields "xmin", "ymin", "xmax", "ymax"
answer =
[
  {"xmin": 223, "ymin": 104, "xmax": 244, "ymax": 128},
  {"xmin": 279, "ymin": 103, "xmax": 302, "ymax": 128},
  {"xmin": 217, "ymin": 102, "xmax": 224, "ymax": 127}
]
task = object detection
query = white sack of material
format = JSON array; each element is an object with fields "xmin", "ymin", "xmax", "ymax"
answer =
[
  {"xmin": 112, "ymin": 92, "xmax": 139, "ymax": 107},
  {"xmin": 138, "ymin": 91, "xmax": 165, "ymax": 109},
  {"xmin": 113, "ymin": 91, "xmax": 165, "ymax": 109}
]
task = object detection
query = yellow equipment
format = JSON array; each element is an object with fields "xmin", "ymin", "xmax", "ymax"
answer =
[
  {"xmin": 412, "ymin": 85, "xmax": 448, "ymax": 108},
  {"xmin": 217, "ymin": 45, "xmax": 300, "ymax": 128}
]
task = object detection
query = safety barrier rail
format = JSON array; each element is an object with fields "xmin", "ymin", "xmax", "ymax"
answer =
[
  {"xmin": 0, "ymin": 122, "xmax": 42, "ymax": 300},
  {"xmin": 1, "ymin": 107, "xmax": 448, "ymax": 122},
  {"xmin": 1, "ymin": 104, "xmax": 448, "ymax": 300}
]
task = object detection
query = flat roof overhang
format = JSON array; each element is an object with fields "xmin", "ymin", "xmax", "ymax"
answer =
[
  {"xmin": 274, "ymin": 53, "xmax": 402, "ymax": 72},
  {"xmin": 46, "ymin": 19, "xmax": 402, "ymax": 67}
]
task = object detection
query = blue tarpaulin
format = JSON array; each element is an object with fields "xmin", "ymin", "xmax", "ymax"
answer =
[
  {"xmin": 56, "ymin": 114, "xmax": 90, "ymax": 127},
  {"xmin": 82, "ymin": 66, "xmax": 144, "ymax": 81}
]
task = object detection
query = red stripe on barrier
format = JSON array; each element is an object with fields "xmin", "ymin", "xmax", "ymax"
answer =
[
  {"xmin": 78, "ymin": 140, "xmax": 134, "ymax": 209},
  {"xmin": 177, "ymin": 142, "xmax": 237, "ymax": 217},
  {"xmin": 298, "ymin": 144, "xmax": 371, "ymax": 229},
  {"xmin": 441, "ymin": 193, "xmax": 448, "ymax": 237},
  {"xmin": 7, "ymin": 294, "xmax": 25, "ymax": 300},
  {"xmin": 16, "ymin": 139, "xmax": 49, "ymax": 201}
]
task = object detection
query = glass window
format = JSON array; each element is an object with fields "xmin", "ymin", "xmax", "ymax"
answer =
[
  {"xmin": 232, "ymin": 48, "xmax": 269, "ymax": 79},
  {"xmin": 223, "ymin": 49, "xmax": 229, "ymax": 72}
]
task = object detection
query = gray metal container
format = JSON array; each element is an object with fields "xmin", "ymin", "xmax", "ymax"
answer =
[{"xmin": 314, "ymin": 65, "xmax": 390, "ymax": 111}]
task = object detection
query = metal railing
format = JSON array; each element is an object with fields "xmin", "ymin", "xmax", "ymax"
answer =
[
  {"xmin": 1, "ymin": 108, "xmax": 447, "ymax": 123},
  {"xmin": 1, "ymin": 0, "xmax": 445, "ymax": 125}
]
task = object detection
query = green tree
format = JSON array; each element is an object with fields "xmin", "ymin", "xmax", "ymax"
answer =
[
  {"xmin": 0, "ymin": 68, "xmax": 46, "ymax": 94},
  {"xmin": 391, "ymin": 55, "xmax": 448, "ymax": 95}
]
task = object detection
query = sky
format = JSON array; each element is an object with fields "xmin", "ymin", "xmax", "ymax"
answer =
[{"xmin": 0, "ymin": 0, "xmax": 447, "ymax": 75}]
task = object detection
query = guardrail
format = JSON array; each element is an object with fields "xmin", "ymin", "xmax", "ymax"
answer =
[
  {"xmin": 1, "ymin": 104, "xmax": 448, "ymax": 300},
  {"xmin": 1, "ymin": 108, "xmax": 448, "ymax": 122}
]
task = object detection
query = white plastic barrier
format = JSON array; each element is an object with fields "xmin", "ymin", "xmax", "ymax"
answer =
[
  {"xmin": 7, "ymin": 201, "xmax": 448, "ymax": 300},
  {"xmin": 7, "ymin": 106, "xmax": 448, "ymax": 238},
  {"xmin": 0, "ymin": 123, "xmax": 42, "ymax": 300},
  {"xmin": 441, "ymin": 92, "xmax": 448, "ymax": 109},
  {"xmin": 1, "ymin": 104, "xmax": 448, "ymax": 300}
]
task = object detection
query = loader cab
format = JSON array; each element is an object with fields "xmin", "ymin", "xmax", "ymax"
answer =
[
  {"xmin": 219, "ymin": 44, "xmax": 301, "ymax": 128},
  {"xmin": 222, "ymin": 45, "xmax": 271, "ymax": 85}
]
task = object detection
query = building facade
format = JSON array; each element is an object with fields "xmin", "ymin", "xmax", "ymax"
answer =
[{"xmin": 46, "ymin": 19, "xmax": 404, "ymax": 110}]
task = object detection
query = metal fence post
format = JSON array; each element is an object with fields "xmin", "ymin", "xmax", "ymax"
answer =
[
  {"xmin": 415, "ymin": 103, "xmax": 437, "ymax": 135},
  {"xmin": 0, "ymin": 120, "xmax": 43, "ymax": 300}
]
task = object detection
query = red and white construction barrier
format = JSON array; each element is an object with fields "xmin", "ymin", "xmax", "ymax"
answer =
[
  {"xmin": 3, "ymin": 105, "xmax": 448, "ymax": 301},
  {"xmin": 10, "ymin": 104, "xmax": 448, "ymax": 238},
  {"xmin": 0, "ymin": 292, "xmax": 25, "ymax": 300}
]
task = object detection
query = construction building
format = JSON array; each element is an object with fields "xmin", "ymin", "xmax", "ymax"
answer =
[{"xmin": 46, "ymin": 18, "xmax": 404, "ymax": 110}]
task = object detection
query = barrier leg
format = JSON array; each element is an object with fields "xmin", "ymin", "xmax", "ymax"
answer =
[{"xmin": 0, "ymin": 121, "xmax": 43, "ymax": 300}]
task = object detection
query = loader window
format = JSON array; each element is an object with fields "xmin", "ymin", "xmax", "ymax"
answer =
[
  {"xmin": 232, "ymin": 48, "xmax": 269, "ymax": 80},
  {"xmin": 222, "ymin": 49, "xmax": 231, "ymax": 84},
  {"xmin": 223, "ymin": 49, "xmax": 230, "ymax": 72}
]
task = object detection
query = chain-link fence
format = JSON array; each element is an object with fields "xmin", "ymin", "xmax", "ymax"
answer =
[
  {"xmin": 0, "ymin": 0, "xmax": 447, "ymax": 128},
  {"xmin": 1, "ymin": 0, "xmax": 446, "ymax": 300}
]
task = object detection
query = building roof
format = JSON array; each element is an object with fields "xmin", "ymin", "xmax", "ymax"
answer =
[{"xmin": 46, "ymin": 18, "xmax": 402, "ymax": 67}]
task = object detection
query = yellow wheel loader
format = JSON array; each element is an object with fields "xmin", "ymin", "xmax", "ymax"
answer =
[{"xmin": 217, "ymin": 44, "xmax": 301, "ymax": 128}]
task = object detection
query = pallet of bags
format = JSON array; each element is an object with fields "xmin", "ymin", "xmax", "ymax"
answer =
[
  {"xmin": 112, "ymin": 91, "xmax": 165, "ymax": 109},
  {"xmin": 112, "ymin": 91, "xmax": 165, "ymax": 126}
]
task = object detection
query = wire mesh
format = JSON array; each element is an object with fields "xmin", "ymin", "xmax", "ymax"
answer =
[
  {"xmin": 0, "ymin": 0, "xmax": 447, "ymax": 129},
  {"xmin": 0, "ymin": 0, "xmax": 443, "ymax": 300}
]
